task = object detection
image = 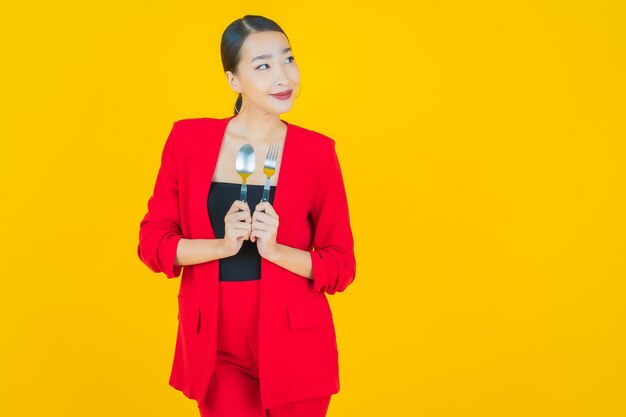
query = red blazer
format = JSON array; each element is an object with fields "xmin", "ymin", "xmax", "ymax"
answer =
[{"xmin": 137, "ymin": 115, "xmax": 356, "ymax": 409}]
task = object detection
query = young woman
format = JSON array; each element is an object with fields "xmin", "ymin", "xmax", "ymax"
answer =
[{"xmin": 137, "ymin": 15, "xmax": 356, "ymax": 417}]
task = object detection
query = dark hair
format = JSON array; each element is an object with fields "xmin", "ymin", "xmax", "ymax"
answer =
[{"xmin": 221, "ymin": 15, "xmax": 289, "ymax": 115}]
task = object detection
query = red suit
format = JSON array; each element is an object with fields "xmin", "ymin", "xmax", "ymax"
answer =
[{"xmin": 137, "ymin": 115, "xmax": 356, "ymax": 409}]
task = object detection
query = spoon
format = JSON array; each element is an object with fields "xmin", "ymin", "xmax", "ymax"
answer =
[{"xmin": 235, "ymin": 144, "xmax": 256, "ymax": 204}]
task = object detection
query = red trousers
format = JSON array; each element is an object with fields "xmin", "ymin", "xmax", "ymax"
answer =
[{"xmin": 197, "ymin": 279, "xmax": 332, "ymax": 417}]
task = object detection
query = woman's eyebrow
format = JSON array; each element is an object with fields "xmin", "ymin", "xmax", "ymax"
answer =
[{"xmin": 250, "ymin": 47, "xmax": 292, "ymax": 63}]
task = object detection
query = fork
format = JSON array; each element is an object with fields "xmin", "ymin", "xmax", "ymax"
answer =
[{"xmin": 261, "ymin": 144, "xmax": 280, "ymax": 203}]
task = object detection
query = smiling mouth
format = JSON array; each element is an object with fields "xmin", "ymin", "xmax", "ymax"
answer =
[{"xmin": 270, "ymin": 89, "xmax": 292, "ymax": 97}]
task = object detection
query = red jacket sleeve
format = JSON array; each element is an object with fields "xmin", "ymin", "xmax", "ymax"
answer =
[
  {"xmin": 308, "ymin": 138, "xmax": 357, "ymax": 294},
  {"xmin": 137, "ymin": 121, "xmax": 184, "ymax": 278}
]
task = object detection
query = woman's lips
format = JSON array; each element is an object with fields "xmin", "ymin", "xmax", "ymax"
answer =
[{"xmin": 270, "ymin": 89, "xmax": 293, "ymax": 100}]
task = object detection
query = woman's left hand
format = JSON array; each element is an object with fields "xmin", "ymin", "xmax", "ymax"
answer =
[{"xmin": 250, "ymin": 201, "xmax": 280, "ymax": 259}]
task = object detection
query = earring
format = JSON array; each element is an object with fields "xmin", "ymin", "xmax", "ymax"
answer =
[
  {"xmin": 233, "ymin": 93, "xmax": 246, "ymax": 114},
  {"xmin": 295, "ymin": 83, "xmax": 302, "ymax": 98}
]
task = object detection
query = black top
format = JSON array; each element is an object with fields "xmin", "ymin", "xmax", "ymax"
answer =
[{"xmin": 207, "ymin": 181, "xmax": 276, "ymax": 281}]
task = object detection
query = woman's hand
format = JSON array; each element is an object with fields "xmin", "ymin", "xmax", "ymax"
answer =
[
  {"xmin": 250, "ymin": 201, "xmax": 280, "ymax": 260},
  {"xmin": 222, "ymin": 200, "xmax": 252, "ymax": 257}
]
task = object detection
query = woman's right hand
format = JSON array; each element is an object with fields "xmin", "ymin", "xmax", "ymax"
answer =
[{"xmin": 221, "ymin": 200, "xmax": 252, "ymax": 257}]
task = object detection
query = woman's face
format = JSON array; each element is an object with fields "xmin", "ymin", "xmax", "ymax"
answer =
[{"xmin": 228, "ymin": 31, "xmax": 301, "ymax": 115}]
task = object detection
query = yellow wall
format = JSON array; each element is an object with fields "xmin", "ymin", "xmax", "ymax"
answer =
[{"xmin": 1, "ymin": 1, "xmax": 624, "ymax": 416}]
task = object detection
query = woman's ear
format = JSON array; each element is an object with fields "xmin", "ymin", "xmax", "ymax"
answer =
[{"xmin": 225, "ymin": 71, "xmax": 240, "ymax": 93}]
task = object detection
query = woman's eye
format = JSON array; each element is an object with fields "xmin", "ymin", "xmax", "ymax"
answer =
[{"xmin": 255, "ymin": 56, "xmax": 295, "ymax": 70}]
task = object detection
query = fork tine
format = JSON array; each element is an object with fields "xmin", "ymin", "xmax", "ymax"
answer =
[
  {"xmin": 265, "ymin": 145, "xmax": 272, "ymax": 162},
  {"xmin": 263, "ymin": 144, "xmax": 280, "ymax": 174},
  {"xmin": 264, "ymin": 146, "xmax": 270, "ymax": 164}
]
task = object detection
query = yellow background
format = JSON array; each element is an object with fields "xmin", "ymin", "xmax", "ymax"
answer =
[{"xmin": 1, "ymin": 1, "xmax": 624, "ymax": 416}]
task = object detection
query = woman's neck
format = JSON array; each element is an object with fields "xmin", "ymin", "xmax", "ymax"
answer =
[{"xmin": 230, "ymin": 111, "xmax": 285, "ymax": 143}]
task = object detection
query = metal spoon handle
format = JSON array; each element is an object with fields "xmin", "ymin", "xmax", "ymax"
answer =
[{"xmin": 240, "ymin": 182, "xmax": 248, "ymax": 204}]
